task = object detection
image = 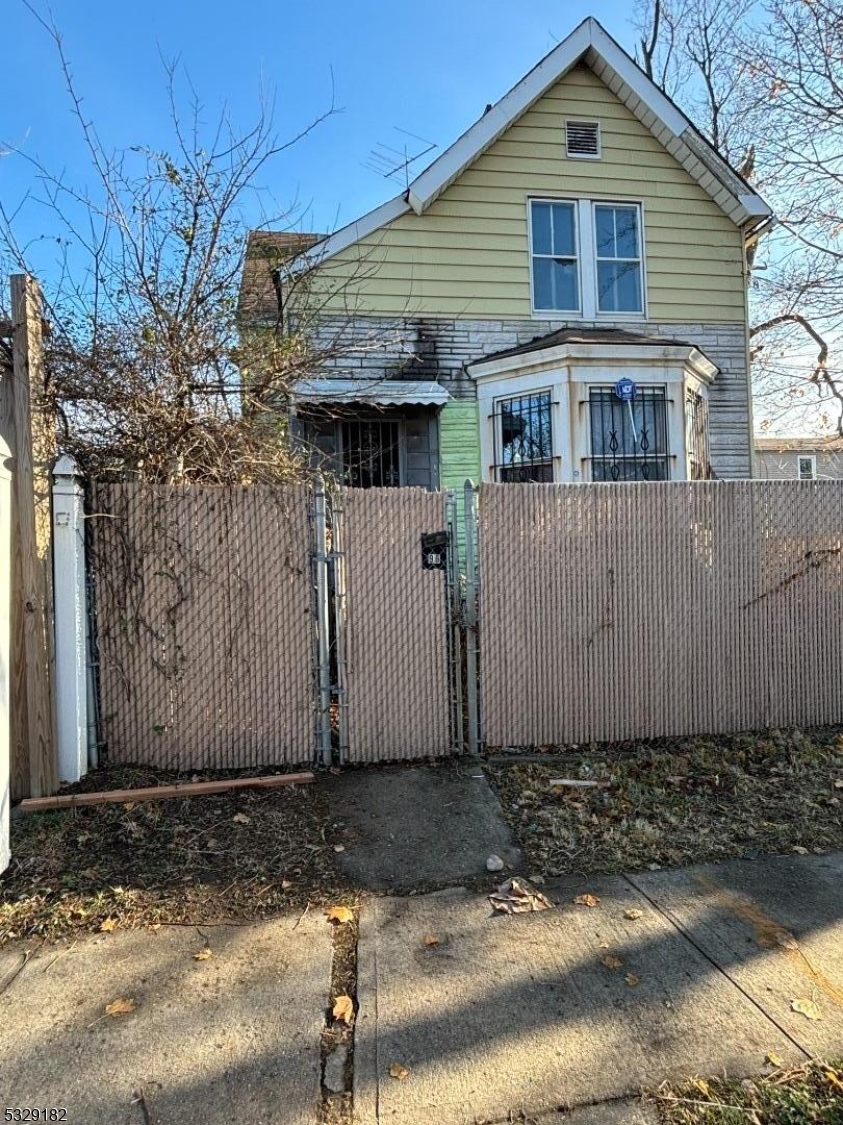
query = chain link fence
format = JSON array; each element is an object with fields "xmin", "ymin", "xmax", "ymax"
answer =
[
  {"xmin": 90, "ymin": 483, "xmax": 315, "ymax": 769},
  {"xmin": 477, "ymin": 480, "xmax": 843, "ymax": 747}
]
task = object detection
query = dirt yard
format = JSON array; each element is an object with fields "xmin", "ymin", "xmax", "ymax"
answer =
[
  {"xmin": 0, "ymin": 766, "xmax": 352, "ymax": 945},
  {"xmin": 486, "ymin": 727, "xmax": 843, "ymax": 879}
]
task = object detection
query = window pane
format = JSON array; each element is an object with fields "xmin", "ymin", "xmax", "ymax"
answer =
[
  {"xmin": 613, "ymin": 207, "xmax": 639, "ymax": 257},
  {"xmin": 592, "ymin": 460, "xmax": 669, "ymax": 482},
  {"xmin": 550, "ymin": 203, "xmax": 576, "ymax": 256},
  {"xmin": 597, "ymin": 260, "xmax": 642, "ymax": 313},
  {"xmin": 594, "ymin": 206, "xmax": 616, "ymax": 257},
  {"xmin": 595, "ymin": 205, "xmax": 639, "ymax": 258},
  {"xmin": 533, "ymin": 257, "xmax": 578, "ymax": 311},
  {"xmin": 497, "ymin": 392, "xmax": 553, "ymax": 483},
  {"xmin": 531, "ymin": 202, "xmax": 552, "ymax": 254},
  {"xmin": 589, "ymin": 388, "xmax": 668, "ymax": 481}
]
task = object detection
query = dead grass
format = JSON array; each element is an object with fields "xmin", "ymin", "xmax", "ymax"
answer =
[
  {"xmin": 654, "ymin": 1060, "xmax": 843, "ymax": 1123},
  {"xmin": 486, "ymin": 727, "xmax": 843, "ymax": 878},
  {"xmin": 1, "ymin": 765, "xmax": 354, "ymax": 946}
]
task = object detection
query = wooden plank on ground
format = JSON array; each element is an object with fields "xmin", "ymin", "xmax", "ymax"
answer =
[{"xmin": 18, "ymin": 771, "xmax": 315, "ymax": 812}]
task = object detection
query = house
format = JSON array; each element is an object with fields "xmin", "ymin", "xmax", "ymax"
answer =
[
  {"xmin": 755, "ymin": 436, "xmax": 843, "ymax": 481},
  {"xmin": 238, "ymin": 17, "xmax": 772, "ymax": 489}
]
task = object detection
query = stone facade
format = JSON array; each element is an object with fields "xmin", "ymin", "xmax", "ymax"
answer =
[{"xmin": 303, "ymin": 314, "xmax": 752, "ymax": 479}]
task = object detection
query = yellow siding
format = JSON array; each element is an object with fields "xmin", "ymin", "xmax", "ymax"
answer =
[{"xmin": 316, "ymin": 63, "xmax": 747, "ymax": 324}]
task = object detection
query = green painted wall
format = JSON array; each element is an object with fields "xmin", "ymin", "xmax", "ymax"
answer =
[{"xmin": 439, "ymin": 401, "xmax": 481, "ymax": 495}]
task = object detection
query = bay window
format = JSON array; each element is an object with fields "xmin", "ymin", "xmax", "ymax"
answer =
[
  {"xmin": 588, "ymin": 386, "xmax": 669, "ymax": 481},
  {"xmin": 493, "ymin": 391, "xmax": 554, "ymax": 482}
]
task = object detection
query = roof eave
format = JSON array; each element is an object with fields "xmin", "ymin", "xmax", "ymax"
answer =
[
  {"xmin": 467, "ymin": 340, "xmax": 719, "ymax": 381},
  {"xmin": 409, "ymin": 17, "xmax": 771, "ymax": 226}
]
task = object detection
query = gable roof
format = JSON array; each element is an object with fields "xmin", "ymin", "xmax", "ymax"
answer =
[{"xmin": 287, "ymin": 17, "xmax": 772, "ymax": 276}]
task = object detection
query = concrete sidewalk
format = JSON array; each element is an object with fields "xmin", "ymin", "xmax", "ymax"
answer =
[
  {"xmin": 1, "ymin": 851, "xmax": 841, "ymax": 1124},
  {"xmin": 354, "ymin": 852, "xmax": 843, "ymax": 1125},
  {"xmin": 0, "ymin": 913, "xmax": 331, "ymax": 1124}
]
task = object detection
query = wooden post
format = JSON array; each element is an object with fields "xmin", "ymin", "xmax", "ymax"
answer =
[
  {"xmin": 0, "ymin": 275, "xmax": 57, "ymax": 797},
  {"xmin": 0, "ymin": 435, "xmax": 12, "ymax": 871}
]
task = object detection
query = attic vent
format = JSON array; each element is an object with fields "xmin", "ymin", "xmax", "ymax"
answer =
[{"xmin": 566, "ymin": 120, "xmax": 600, "ymax": 159}]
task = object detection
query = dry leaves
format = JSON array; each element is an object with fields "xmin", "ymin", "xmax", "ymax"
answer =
[
  {"xmin": 389, "ymin": 1063, "xmax": 410, "ymax": 1081},
  {"xmin": 623, "ymin": 908, "xmax": 643, "ymax": 920},
  {"xmin": 105, "ymin": 997, "xmax": 135, "ymax": 1017},
  {"xmin": 791, "ymin": 997, "xmax": 822, "ymax": 1020},
  {"xmin": 99, "ymin": 917, "xmax": 117, "ymax": 933},
  {"xmin": 423, "ymin": 934, "xmax": 440, "ymax": 947},
  {"xmin": 624, "ymin": 972, "xmax": 640, "ymax": 987},
  {"xmin": 573, "ymin": 893, "xmax": 600, "ymax": 908},
  {"xmin": 193, "ymin": 948, "xmax": 212, "ymax": 961},
  {"xmin": 232, "ymin": 813, "xmax": 250, "ymax": 825},
  {"xmin": 765, "ymin": 1051, "xmax": 785, "ymax": 1067},
  {"xmin": 824, "ymin": 1068, "xmax": 843, "ymax": 1093},
  {"xmin": 601, "ymin": 953, "xmax": 623, "ymax": 970},
  {"xmin": 333, "ymin": 995, "xmax": 354, "ymax": 1024},
  {"xmin": 325, "ymin": 906, "xmax": 354, "ymax": 925},
  {"xmin": 489, "ymin": 878, "xmax": 553, "ymax": 915}
]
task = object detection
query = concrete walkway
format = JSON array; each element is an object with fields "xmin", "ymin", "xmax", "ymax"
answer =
[
  {"xmin": 354, "ymin": 852, "xmax": 843, "ymax": 1125},
  {"xmin": 325, "ymin": 762, "xmax": 523, "ymax": 891},
  {"xmin": 1, "ymin": 852, "xmax": 841, "ymax": 1124},
  {"xmin": 0, "ymin": 914, "xmax": 331, "ymax": 1124}
]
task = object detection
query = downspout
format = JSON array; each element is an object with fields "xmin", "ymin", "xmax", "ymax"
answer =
[{"xmin": 742, "ymin": 216, "xmax": 775, "ymax": 478}]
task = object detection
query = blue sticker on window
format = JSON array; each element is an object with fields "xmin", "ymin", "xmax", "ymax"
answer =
[{"xmin": 614, "ymin": 377, "xmax": 637, "ymax": 402}]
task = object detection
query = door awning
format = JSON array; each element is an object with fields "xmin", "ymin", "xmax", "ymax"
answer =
[{"xmin": 292, "ymin": 379, "xmax": 451, "ymax": 407}]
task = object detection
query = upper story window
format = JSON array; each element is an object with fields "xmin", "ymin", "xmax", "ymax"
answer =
[
  {"xmin": 594, "ymin": 204, "xmax": 643, "ymax": 314},
  {"xmin": 530, "ymin": 202, "xmax": 579, "ymax": 313},
  {"xmin": 529, "ymin": 199, "xmax": 645, "ymax": 318},
  {"xmin": 798, "ymin": 455, "xmax": 817, "ymax": 480}
]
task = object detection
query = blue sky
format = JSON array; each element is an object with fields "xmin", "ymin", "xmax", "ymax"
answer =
[{"xmin": 2, "ymin": 0, "xmax": 639, "ymax": 258}]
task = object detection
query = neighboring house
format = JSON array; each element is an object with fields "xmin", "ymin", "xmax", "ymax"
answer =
[
  {"xmin": 755, "ymin": 437, "xmax": 843, "ymax": 481},
  {"xmin": 238, "ymin": 17, "xmax": 772, "ymax": 490}
]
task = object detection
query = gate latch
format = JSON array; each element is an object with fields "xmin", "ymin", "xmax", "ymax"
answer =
[{"xmin": 421, "ymin": 531, "xmax": 448, "ymax": 571}]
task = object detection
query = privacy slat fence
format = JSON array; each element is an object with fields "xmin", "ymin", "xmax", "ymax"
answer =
[
  {"xmin": 87, "ymin": 478, "xmax": 843, "ymax": 772},
  {"xmin": 478, "ymin": 481, "xmax": 843, "ymax": 747},
  {"xmin": 338, "ymin": 488, "xmax": 452, "ymax": 762},
  {"xmin": 90, "ymin": 483, "xmax": 314, "ymax": 768}
]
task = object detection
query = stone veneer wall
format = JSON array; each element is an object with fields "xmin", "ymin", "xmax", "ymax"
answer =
[{"xmin": 302, "ymin": 315, "xmax": 752, "ymax": 479}]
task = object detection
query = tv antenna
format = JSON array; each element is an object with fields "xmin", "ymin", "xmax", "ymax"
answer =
[{"xmin": 363, "ymin": 127, "xmax": 437, "ymax": 190}]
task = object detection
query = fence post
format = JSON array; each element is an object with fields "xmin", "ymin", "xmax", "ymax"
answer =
[
  {"xmin": 445, "ymin": 490, "xmax": 464, "ymax": 752},
  {"xmin": 313, "ymin": 475, "xmax": 333, "ymax": 766},
  {"xmin": 52, "ymin": 455, "xmax": 88, "ymax": 784},
  {"xmin": 464, "ymin": 480, "xmax": 480, "ymax": 756},
  {"xmin": 0, "ymin": 436, "xmax": 11, "ymax": 873},
  {"xmin": 331, "ymin": 488, "xmax": 349, "ymax": 764},
  {"xmin": 3, "ymin": 275, "xmax": 57, "ymax": 797}
]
